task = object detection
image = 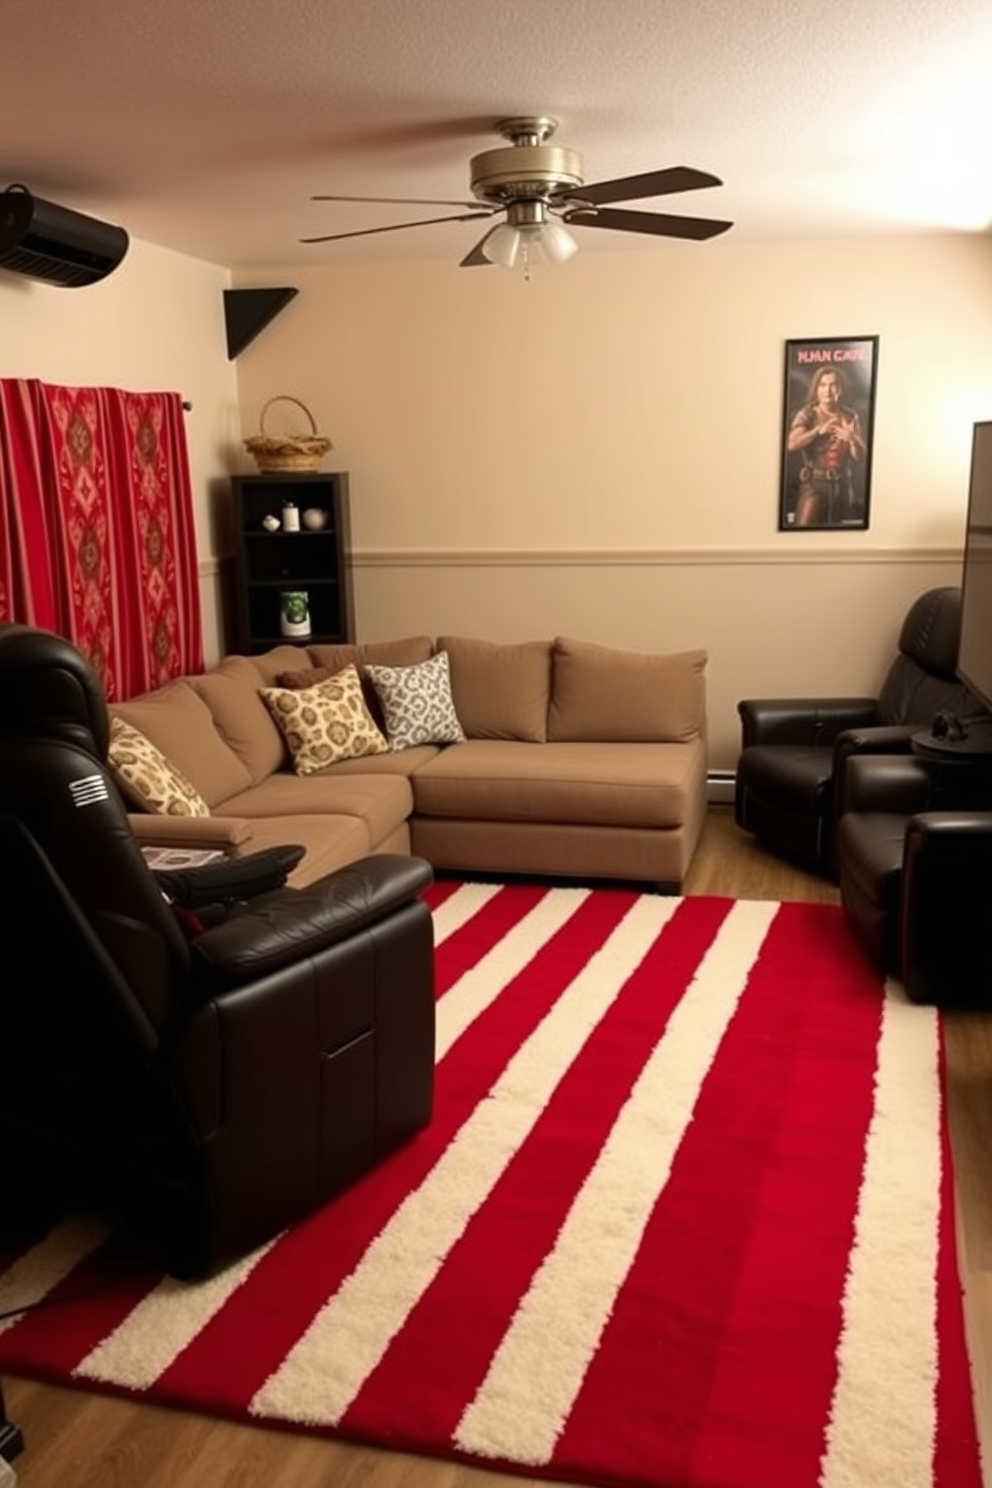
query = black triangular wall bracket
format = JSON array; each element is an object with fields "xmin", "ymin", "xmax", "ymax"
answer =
[{"xmin": 223, "ymin": 287, "xmax": 299, "ymax": 359}]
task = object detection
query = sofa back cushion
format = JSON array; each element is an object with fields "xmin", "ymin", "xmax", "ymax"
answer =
[
  {"xmin": 190, "ymin": 655, "xmax": 287, "ymax": 783},
  {"xmin": 547, "ymin": 637, "xmax": 707, "ymax": 743},
  {"xmin": 288, "ymin": 636, "xmax": 434, "ymax": 732},
  {"xmin": 307, "ymin": 635, "xmax": 434, "ymax": 673},
  {"xmin": 247, "ymin": 645, "xmax": 317, "ymax": 685},
  {"xmin": 111, "ymin": 679, "xmax": 253, "ymax": 807},
  {"xmin": 437, "ymin": 635, "xmax": 552, "ymax": 742}
]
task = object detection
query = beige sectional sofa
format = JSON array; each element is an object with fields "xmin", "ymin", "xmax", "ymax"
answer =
[{"xmin": 109, "ymin": 633, "xmax": 709, "ymax": 892}]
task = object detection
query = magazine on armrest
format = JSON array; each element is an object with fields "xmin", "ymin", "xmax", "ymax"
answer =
[{"xmin": 141, "ymin": 846, "xmax": 227, "ymax": 872}]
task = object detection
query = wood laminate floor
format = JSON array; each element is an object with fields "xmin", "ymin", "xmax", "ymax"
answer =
[{"xmin": 4, "ymin": 808, "xmax": 989, "ymax": 1487}]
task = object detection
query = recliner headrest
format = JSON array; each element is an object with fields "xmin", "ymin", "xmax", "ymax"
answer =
[
  {"xmin": 0, "ymin": 623, "xmax": 110, "ymax": 758},
  {"xmin": 897, "ymin": 587, "xmax": 961, "ymax": 680}
]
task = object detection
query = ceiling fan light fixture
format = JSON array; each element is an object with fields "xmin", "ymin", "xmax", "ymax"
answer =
[
  {"xmin": 481, "ymin": 221, "xmax": 523, "ymax": 269},
  {"xmin": 481, "ymin": 213, "xmax": 578, "ymax": 272},
  {"xmin": 537, "ymin": 217, "xmax": 578, "ymax": 265}
]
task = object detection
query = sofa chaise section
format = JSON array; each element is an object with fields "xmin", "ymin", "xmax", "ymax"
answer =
[
  {"xmin": 411, "ymin": 738, "xmax": 707, "ymax": 887},
  {"xmin": 410, "ymin": 635, "xmax": 708, "ymax": 889}
]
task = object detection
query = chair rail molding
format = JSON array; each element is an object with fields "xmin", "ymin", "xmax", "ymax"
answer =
[{"xmin": 352, "ymin": 545, "xmax": 960, "ymax": 569}]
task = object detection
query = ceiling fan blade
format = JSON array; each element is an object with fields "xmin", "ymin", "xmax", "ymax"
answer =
[
  {"xmin": 554, "ymin": 166, "xmax": 723, "ymax": 208},
  {"xmin": 300, "ymin": 210, "xmax": 493, "ymax": 245},
  {"xmin": 459, "ymin": 227, "xmax": 498, "ymax": 267},
  {"xmin": 566, "ymin": 206, "xmax": 733, "ymax": 241},
  {"xmin": 311, "ymin": 193, "xmax": 483, "ymax": 209}
]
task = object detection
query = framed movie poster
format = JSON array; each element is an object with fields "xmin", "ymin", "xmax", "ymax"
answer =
[{"xmin": 779, "ymin": 336, "xmax": 878, "ymax": 531}]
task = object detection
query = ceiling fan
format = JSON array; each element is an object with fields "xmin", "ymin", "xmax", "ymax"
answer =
[{"xmin": 301, "ymin": 116, "xmax": 733, "ymax": 271}]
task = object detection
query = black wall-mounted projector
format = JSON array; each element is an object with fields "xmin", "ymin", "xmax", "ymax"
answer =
[{"xmin": 0, "ymin": 183, "xmax": 129, "ymax": 287}]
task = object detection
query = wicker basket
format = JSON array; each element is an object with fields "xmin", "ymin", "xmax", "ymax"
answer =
[{"xmin": 243, "ymin": 396, "xmax": 333, "ymax": 473}]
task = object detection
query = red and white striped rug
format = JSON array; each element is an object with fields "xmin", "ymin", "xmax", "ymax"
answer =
[{"xmin": 0, "ymin": 884, "xmax": 982, "ymax": 1488}]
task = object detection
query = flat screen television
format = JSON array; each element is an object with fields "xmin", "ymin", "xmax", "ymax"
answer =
[{"xmin": 956, "ymin": 419, "xmax": 992, "ymax": 737}]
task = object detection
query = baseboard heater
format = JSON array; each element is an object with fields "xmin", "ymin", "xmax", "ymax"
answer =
[{"xmin": 707, "ymin": 770, "xmax": 736, "ymax": 806}]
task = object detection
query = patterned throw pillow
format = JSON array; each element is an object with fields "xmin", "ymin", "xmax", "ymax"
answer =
[
  {"xmin": 273, "ymin": 663, "xmax": 388, "ymax": 734},
  {"xmin": 259, "ymin": 664, "xmax": 390, "ymax": 775},
  {"xmin": 366, "ymin": 651, "xmax": 466, "ymax": 751},
  {"xmin": 107, "ymin": 715, "xmax": 211, "ymax": 817}
]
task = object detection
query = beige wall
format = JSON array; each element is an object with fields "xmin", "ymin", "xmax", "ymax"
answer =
[
  {"xmin": 0, "ymin": 237, "xmax": 240, "ymax": 659},
  {"xmin": 232, "ymin": 232, "xmax": 992, "ymax": 767},
  {"xmin": 3, "ymin": 230, "xmax": 991, "ymax": 769}
]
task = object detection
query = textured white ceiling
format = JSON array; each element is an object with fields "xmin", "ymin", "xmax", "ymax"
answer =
[{"xmin": 3, "ymin": 0, "xmax": 991, "ymax": 269}]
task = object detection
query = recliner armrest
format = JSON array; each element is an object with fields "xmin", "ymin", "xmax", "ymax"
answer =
[
  {"xmin": 737, "ymin": 697, "xmax": 878, "ymax": 749},
  {"xmin": 837, "ymin": 753, "xmax": 934, "ymax": 816},
  {"xmin": 901, "ymin": 812, "xmax": 992, "ymax": 1006},
  {"xmin": 906, "ymin": 810, "xmax": 992, "ymax": 850},
  {"xmin": 191, "ymin": 853, "xmax": 434, "ymax": 986},
  {"xmin": 834, "ymin": 721, "xmax": 917, "ymax": 759},
  {"xmin": 833, "ymin": 723, "xmax": 919, "ymax": 802}
]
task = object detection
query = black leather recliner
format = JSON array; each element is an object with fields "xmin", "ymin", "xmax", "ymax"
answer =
[
  {"xmin": 734, "ymin": 587, "xmax": 982, "ymax": 876},
  {"xmin": 0, "ymin": 623, "xmax": 437, "ymax": 1278},
  {"xmin": 835, "ymin": 750, "xmax": 992, "ymax": 1005}
]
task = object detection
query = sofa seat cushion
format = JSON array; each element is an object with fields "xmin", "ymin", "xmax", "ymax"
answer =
[
  {"xmin": 225, "ymin": 813, "xmax": 376, "ymax": 886},
  {"xmin": 307, "ymin": 743, "xmax": 440, "ymax": 777},
  {"xmin": 437, "ymin": 635, "xmax": 551, "ymax": 742},
  {"xmin": 548, "ymin": 637, "xmax": 707, "ymax": 743},
  {"xmin": 111, "ymin": 681, "xmax": 252, "ymax": 808},
  {"xmin": 216, "ymin": 772, "xmax": 414, "ymax": 851},
  {"xmin": 411, "ymin": 740, "xmax": 704, "ymax": 830}
]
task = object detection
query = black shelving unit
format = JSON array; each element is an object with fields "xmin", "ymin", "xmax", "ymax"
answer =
[{"xmin": 230, "ymin": 472, "xmax": 355, "ymax": 654}]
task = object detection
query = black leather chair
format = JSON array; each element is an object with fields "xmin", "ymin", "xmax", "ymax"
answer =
[
  {"xmin": 0, "ymin": 623, "xmax": 437, "ymax": 1278},
  {"xmin": 835, "ymin": 749, "xmax": 992, "ymax": 1005},
  {"xmin": 734, "ymin": 587, "xmax": 981, "ymax": 876}
]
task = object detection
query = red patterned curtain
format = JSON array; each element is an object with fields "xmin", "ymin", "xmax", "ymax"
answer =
[{"xmin": 0, "ymin": 379, "xmax": 203, "ymax": 699}]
